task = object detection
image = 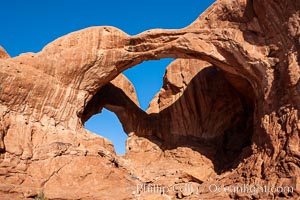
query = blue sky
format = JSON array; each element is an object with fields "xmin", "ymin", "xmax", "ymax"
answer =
[{"xmin": 1, "ymin": 0, "xmax": 215, "ymax": 154}]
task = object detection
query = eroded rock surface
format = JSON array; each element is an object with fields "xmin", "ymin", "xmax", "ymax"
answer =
[
  {"xmin": 0, "ymin": 0, "xmax": 300, "ymax": 199},
  {"xmin": 0, "ymin": 46, "xmax": 9, "ymax": 59}
]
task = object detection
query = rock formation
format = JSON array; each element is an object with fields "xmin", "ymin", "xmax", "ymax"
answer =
[{"xmin": 0, "ymin": 0, "xmax": 299, "ymax": 199}]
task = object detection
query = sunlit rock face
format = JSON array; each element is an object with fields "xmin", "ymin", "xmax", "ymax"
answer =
[{"xmin": 0, "ymin": 0, "xmax": 299, "ymax": 199}]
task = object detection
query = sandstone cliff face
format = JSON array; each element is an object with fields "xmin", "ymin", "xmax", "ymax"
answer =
[{"xmin": 0, "ymin": 0, "xmax": 300, "ymax": 199}]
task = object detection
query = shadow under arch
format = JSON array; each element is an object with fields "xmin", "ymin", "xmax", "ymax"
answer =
[{"xmin": 81, "ymin": 58, "xmax": 255, "ymax": 174}]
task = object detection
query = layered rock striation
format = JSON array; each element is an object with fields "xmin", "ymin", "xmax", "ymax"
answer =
[{"xmin": 0, "ymin": 0, "xmax": 299, "ymax": 199}]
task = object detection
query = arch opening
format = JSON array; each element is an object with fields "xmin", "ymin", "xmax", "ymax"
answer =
[
  {"xmin": 82, "ymin": 58, "xmax": 256, "ymax": 173},
  {"xmin": 123, "ymin": 58, "xmax": 175, "ymax": 111},
  {"xmin": 83, "ymin": 59, "xmax": 174, "ymax": 155},
  {"xmin": 85, "ymin": 108, "xmax": 127, "ymax": 155}
]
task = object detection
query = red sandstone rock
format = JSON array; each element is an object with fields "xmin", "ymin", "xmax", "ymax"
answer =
[
  {"xmin": 0, "ymin": 0, "xmax": 300, "ymax": 199},
  {"xmin": 0, "ymin": 46, "xmax": 9, "ymax": 59}
]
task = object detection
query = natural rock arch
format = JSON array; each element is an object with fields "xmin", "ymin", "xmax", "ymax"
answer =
[
  {"xmin": 0, "ymin": 0, "xmax": 299, "ymax": 199},
  {"xmin": 82, "ymin": 58, "xmax": 255, "ymax": 173}
]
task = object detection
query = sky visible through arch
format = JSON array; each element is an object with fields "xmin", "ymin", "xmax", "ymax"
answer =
[{"xmin": 1, "ymin": 0, "xmax": 215, "ymax": 154}]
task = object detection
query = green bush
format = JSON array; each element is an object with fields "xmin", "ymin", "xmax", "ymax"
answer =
[{"xmin": 35, "ymin": 191, "xmax": 48, "ymax": 200}]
